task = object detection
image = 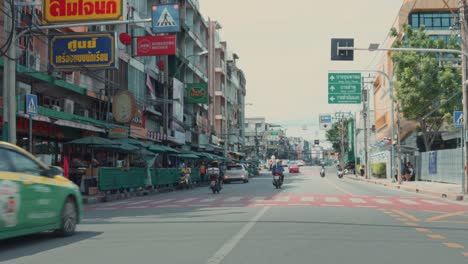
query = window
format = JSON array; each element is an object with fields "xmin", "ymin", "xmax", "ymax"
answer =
[
  {"xmin": 0, "ymin": 150, "xmax": 13, "ymax": 172},
  {"xmin": 409, "ymin": 12, "xmax": 457, "ymax": 30},
  {"xmin": 5, "ymin": 149, "xmax": 44, "ymax": 176}
]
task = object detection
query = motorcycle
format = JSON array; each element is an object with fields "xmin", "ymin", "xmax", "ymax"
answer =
[
  {"xmin": 208, "ymin": 167, "xmax": 222, "ymax": 194},
  {"xmin": 320, "ymin": 168, "xmax": 325, "ymax": 177},
  {"xmin": 337, "ymin": 169, "xmax": 344, "ymax": 179},
  {"xmin": 210, "ymin": 179, "xmax": 222, "ymax": 194},
  {"xmin": 272, "ymin": 173, "xmax": 282, "ymax": 189},
  {"xmin": 178, "ymin": 172, "xmax": 193, "ymax": 190}
]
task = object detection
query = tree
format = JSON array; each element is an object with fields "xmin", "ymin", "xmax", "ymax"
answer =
[
  {"xmin": 325, "ymin": 119, "xmax": 350, "ymax": 154},
  {"xmin": 391, "ymin": 25, "xmax": 461, "ymax": 151}
]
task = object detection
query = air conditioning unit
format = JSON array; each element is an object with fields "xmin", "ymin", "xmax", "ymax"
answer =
[
  {"xmin": 64, "ymin": 99, "xmax": 74, "ymax": 114},
  {"xmin": 51, "ymin": 105, "xmax": 61, "ymax": 112},
  {"xmin": 83, "ymin": 110, "xmax": 89, "ymax": 118},
  {"xmin": 28, "ymin": 54, "xmax": 40, "ymax": 71}
]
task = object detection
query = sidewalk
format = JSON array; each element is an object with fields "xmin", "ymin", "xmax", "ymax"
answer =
[{"xmin": 345, "ymin": 175, "xmax": 466, "ymax": 201}]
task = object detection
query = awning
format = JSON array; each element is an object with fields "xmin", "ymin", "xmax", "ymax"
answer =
[
  {"xmin": 148, "ymin": 144, "xmax": 180, "ymax": 154},
  {"xmin": 89, "ymin": 143, "xmax": 139, "ymax": 153},
  {"xmin": 115, "ymin": 138, "xmax": 151, "ymax": 148},
  {"xmin": 229, "ymin": 151, "xmax": 245, "ymax": 157},
  {"xmin": 170, "ymin": 153, "xmax": 200, "ymax": 159},
  {"xmin": 19, "ymin": 113, "xmax": 105, "ymax": 133}
]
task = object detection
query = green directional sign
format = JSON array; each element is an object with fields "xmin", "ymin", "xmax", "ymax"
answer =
[{"xmin": 328, "ymin": 73, "xmax": 362, "ymax": 104}]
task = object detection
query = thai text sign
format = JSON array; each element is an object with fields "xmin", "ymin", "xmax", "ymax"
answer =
[
  {"xmin": 136, "ymin": 35, "xmax": 176, "ymax": 56},
  {"xmin": 43, "ymin": 0, "xmax": 123, "ymax": 24},
  {"xmin": 186, "ymin": 83, "xmax": 208, "ymax": 104},
  {"xmin": 49, "ymin": 32, "xmax": 117, "ymax": 71}
]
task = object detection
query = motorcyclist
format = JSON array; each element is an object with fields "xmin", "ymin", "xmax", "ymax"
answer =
[{"xmin": 271, "ymin": 160, "xmax": 285, "ymax": 183}]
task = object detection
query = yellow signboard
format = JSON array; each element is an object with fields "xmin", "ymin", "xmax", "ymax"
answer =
[{"xmin": 43, "ymin": 0, "xmax": 123, "ymax": 24}]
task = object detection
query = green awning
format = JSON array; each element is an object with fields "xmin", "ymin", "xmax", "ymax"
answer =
[
  {"xmin": 65, "ymin": 136, "xmax": 116, "ymax": 145},
  {"xmin": 114, "ymin": 138, "xmax": 150, "ymax": 148},
  {"xmin": 148, "ymin": 144, "xmax": 179, "ymax": 153},
  {"xmin": 170, "ymin": 153, "xmax": 200, "ymax": 159},
  {"xmin": 89, "ymin": 143, "xmax": 139, "ymax": 152}
]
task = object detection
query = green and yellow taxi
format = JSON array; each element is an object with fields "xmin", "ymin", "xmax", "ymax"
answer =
[{"xmin": 0, "ymin": 141, "xmax": 82, "ymax": 240}]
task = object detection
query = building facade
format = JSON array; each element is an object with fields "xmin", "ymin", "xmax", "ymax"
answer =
[{"xmin": 244, "ymin": 117, "xmax": 267, "ymax": 159}]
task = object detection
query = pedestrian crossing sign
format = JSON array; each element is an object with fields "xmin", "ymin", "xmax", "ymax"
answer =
[
  {"xmin": 152, "ymin": 4, "xmax": 180, "ymax": 33},
  {"xmin": 25, "ymin": 94, "xmax": 37, "ymax": 116},
  {"xmin": 453, "ymin": 111, "xmax": 464, "ymax": 128}
]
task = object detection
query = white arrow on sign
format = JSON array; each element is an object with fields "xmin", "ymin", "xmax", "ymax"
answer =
[
  {"xmin": 329, "ymin": 75, "xmax": 335, "ymax": 81},
  {"xmin": 329, "ymin": 85, "xmax": 336, "ymax": 91},
  {"xmin": 330, "ymin": 96, "xmax": 335, "ymax": 102}
]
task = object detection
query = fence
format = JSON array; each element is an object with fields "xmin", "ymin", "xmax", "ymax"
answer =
[{"xmin": 419, "ymin": 148, "xmax": 463, "ymax": 184}]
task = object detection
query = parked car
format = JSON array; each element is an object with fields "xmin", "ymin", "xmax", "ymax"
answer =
[
  {"xmin": 0, "ymin": 141, "xmax": 82, "ymax": 240},
  {"xmin": 297, "ymin": 160, "xmax": 305, "ymax": 167},
  {"xmin": 288, "ymin": 161, "xmax": 300, "ymax": 173},
  {"xmin": 281, "ymin": 160, "xmax": 290, "ymax": 167},
  {"xmin": 224, "ymin": 164, "xmax": 249, "ymax": 183}
]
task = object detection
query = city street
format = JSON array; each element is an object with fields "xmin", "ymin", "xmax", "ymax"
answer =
[{"xmin": 1, "ymin": 167, "xmax": 468, "ymax": 264}]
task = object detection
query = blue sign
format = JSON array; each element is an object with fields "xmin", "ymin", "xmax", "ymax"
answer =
[
  {"xmin": 49, "ymin": 32, "xmax": 117, "ymax": 71},
  {"xmin": 454, "ymin": 111, "xmax": 464, "ymax": 128},
  {"xmin": 25, "ymin": 94, "xmax": 38, "ymax": 116},
  {"xmin": 152, "ymin": 4, "xmax": 180, "ymax": 33},
  {"xmin": 429, "ymin": 151, "xmax": 437, "ymax": 175}
]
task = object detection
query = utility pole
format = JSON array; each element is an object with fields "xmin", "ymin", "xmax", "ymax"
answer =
[
  {"xmin": 2, "ymin": 1, "xmax": 16, "ymax": 144},
  {"xmin": 461, "ymin": 0, "xmax": 468, "ymax": 194},
  {"xmin": 163, "ymin": 55, "xmax": 169, "ymax": 142},
  {"xmin": 362, "ymin": 77, "xmax": 369, "ymax": 179}
]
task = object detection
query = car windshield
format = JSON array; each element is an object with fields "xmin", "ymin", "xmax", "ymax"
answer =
[
  {"xmin": 6, "ymin": 1, "xmax": 468, "ymax": 264},
  {"xmin": 227, "ymin": 166, "xmax": 243, "ymax": 170}
]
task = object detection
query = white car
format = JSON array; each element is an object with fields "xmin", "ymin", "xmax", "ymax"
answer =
[
  {"xmin": 224, "ymin": 164, "xmax": 249, "ymax": 183},
  {"xmin": 297, "ymin": 160, "xmax": 305, "ymax": 167}
]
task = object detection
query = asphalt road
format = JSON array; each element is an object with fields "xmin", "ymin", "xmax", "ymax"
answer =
[{"xmin": 2, "ymin": 166, "xmax": 468, "ymax": 264}]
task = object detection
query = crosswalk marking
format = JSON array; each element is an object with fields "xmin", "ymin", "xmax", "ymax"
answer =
[
  {"xmin": 201, "ymin": 198, "xmax": 218, "ymax": 203},
  {"xmin": 421, "ymin": 200, "xmax": 447, "ymax": 205},
  {"xmin": 251, "ymin": 196, "xmax": 266, "ymax": 202},
  {"xmin": 126, "ymin": 200, "xmax": 151, "ymax": 206},
  {"xmin": 151, "ymin": 198, "xmax": 174, "ymax": 204},
  {"xmin": 350, "ymin": 198, "xmax": 366, "ymax": 203},
  {"xmin": 224, "ymin": 197, "xmax": 243, "ymax": 202},
  {"xmin": 126, "ymin": 206, "xmax": 148, "ymax": 209},
  {"xmin": 177, "ymin": 198, "xmax": 198, "ymax": 203},
  {"xmin": 300, "ymin": 197, "xmax": 315, "ymax": 202},
  {"xmin": 399, "ymin": 199, "xmax": 419, "ymax": 205},
  {"xmin": 325, "ymin": 197, "xmax": 340, "ymax": 203},
  {"xmin": 273, "ymin": 196, "xmax": 290, "ymax": 202},
  {"xmin": 375, "ymin": 199, "xmax": 392, "ymax": 204}
]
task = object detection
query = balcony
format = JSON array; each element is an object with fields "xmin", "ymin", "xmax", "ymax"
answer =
[{"xmin": 215, "ymin": 90, "xmax": 225, "ymax": 98}]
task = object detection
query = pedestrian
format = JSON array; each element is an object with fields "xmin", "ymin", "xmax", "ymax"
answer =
[
  {"xmin": 404, "ymin": 162, "xmax": 412, "ymax": 181},
  {"xmin": 200, "ymin": 163, "xmax": 206, "ymax": 183}
]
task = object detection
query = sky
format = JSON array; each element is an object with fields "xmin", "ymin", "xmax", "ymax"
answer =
[{"xmin": 200, "ymin": 0, "xmax": 404, "ymax": 141}]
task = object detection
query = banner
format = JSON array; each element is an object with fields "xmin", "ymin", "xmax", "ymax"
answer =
[
  {"xmin": 49, "ymin": 32, "xmax": 117, "ymax": 71},
  {"xmin": 137, "ymin": 35, "xmax": 176, "ymax": 56},
  {"xmin": 43, "ymin": 0, "xmax": 123, "ymax": 24},
  {"xmin": 186, "ymin": 83, "xmax": 208, "ymax": 104}
]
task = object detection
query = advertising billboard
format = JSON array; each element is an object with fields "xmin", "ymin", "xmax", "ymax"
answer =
[
  {"xmin": 186, "ymin": 83, "xmax": 208, "ymax": 104},
  {"xmin": 136, "ymin": 35, "xmax": 176, "ymax": 56},
  {"xmin": 43, "ymin": 0, "xmax": 123, "ymax": 24}
]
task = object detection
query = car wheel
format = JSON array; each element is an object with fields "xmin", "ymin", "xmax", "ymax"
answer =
[
  {"xmin": 55, "ymin": 198, "xmax": 78, "ymax": 237},
  {"xmin": 243, "ymin": 179, "xmax": 248, "ymax": 183}
]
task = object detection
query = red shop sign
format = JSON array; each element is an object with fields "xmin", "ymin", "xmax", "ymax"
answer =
[
  {"xmin": 0, "ymin": 116, "xmax": 64, "ymax": 137},
  {"xmin": 136, "ymin": 35, "xmax": 176, "ymax": 56}
]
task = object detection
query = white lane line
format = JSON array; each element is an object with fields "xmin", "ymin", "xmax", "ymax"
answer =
[
  {"xmin": 350, "ymin": 198, "xmax": 366, "ymax": 204},
  {"xmin": 375, "ymin": 199, "xmax": 392, "ymax": 204},
  {"xmin": 300, "ymin": 197, "xmax": 315, "ymax": 202},
  {"xmin": 325, "ymin": 197, "xmax": 340, "ymax": 203},
  {"xmin": 399, "ymin": 199, "xmax": 419, "ymax": 205},
  {"xmin": 200, "ymin": 197, "xmax": 218, "ymax": 203},
  {"xmin": 177, "ymin": 198, "xmax": 198, "ymax": 203},
  {"xmin": 96, "ymin": 201, "xmax": 128, "ymax": 206},
  {"xmin": 95, "ymin": 207, "xmax": 115, "ymax": 210},
  {"xmin": 150, "ymin": 198, "xmax": 174, "ymax": 204},
  {"xmin": 224, "ymin": 197, "xmax": 243, "ymax": 202},
  {"xmin": 206, "ymin": 206, "xmax": 270, "ymax": 264},
  {"xmin": 125, "ymin": 206, "xmax": 148, "ymax": 209},
  {"xmin": 421, "ymin": 199, "xmax": 447, "ymax": 205}
]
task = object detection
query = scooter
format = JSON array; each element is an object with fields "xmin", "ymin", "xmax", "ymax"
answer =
[
  {"xmin": 179, "ymin": 173, "xmax": 193, "ymax": 190},
  {"xmin": 210, "ymin": 178, "xmax": 222, "ymax": 194},
  {"xmin": 272, "ymin": 173, "xmax": 282, "ymax": 189},
  {"xmin": 320, "ymin": 168, "xmax": 325, "ymax": 177},
  {"xmin": 337, "ymin": 169, "xmax": 344, "ymax": 179}
]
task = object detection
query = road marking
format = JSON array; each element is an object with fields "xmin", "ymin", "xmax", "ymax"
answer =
[
  {"xmin": 320, "ymin": 204, "xmax": 345, "ymax": 207},
  {"xmin": 375, "ymin": 199, "xmax": 392, "ymax": 204},
  {"xmin": 126, "ymin": 200, "xmax": 151, "ymax": 206},
  {"xmin": 96, "ymin": 207, "xmax": 115, "ymax": 210},
  {"xmin": 300, "ymin": 197, "xmax": 315, "ymax": 202},
  {"xmin": 415, "ymin": 228, "xmax": 430, "ymax": 233},
  {"xmin": 151, "ymin": 198, "xmax": 174, "ymax": 204},
  {"xmin": 389, "ymin": 214, "xmax": 400, "ymax": 217},
  {"xmin": 155, "ymin": 204, "xmax": 181, "ymax": 208},
  {"xmin": 405, "ymin": 222, "xmax": 418, "ymax": 226},
  {"xmin": 250, "ymin": 196, "xmax": 266, "ymax": 202},
  {"xmin": 443, "ymin": 242, "xmax": 464, "ymax": 249},
  {"xmin": 399, "ymin": 199, "xmax": 419, "ymax": 205},
  {"xmin": 325, "ymin": 178, "xmax": 354, "ymax": 195},
  {"xmin": 396, "ymin": 218, "xmax": 408, "ymax": 222},
  {"xmin": 224, "ymin": 197, "xmax": 243, "ymax": 202},
  {"xmin": 426, "ymin": 211, "xmax": 466, "ymax": 222},
  {"xmin": 325, "ymin": 197, "xmax": 340, "ymax": 203},
  {"xmin": 355, "ymin": 205, "xmax": 376, "ymax": 208},
  {"xmin": 206, "ymin": 206, "xmax": 270, "ymax": 264},
  {"xmin": 126, "ymin": 206, "xmax": 148, "ymax": 209},
  {"xmin": 177, "ymin": 198, "xmax": 198, "ymax": 203},
  {"xmin": 421, "ymin": 199, "xmax": 447, "ymax": 206},
  {"xmin": 200, "ymin": 198, "xmax": 218, "ymax": 203},
  {"xmin": 392, "ymin": 209, "xmax": 420, "ymax": 222},
  {"xmin": 273, "ymin": 196, "xmax": 290, "ymax": 202},
  {"xmin": 427, "ymin": 234, "xmax": 446, "ymax": 239},
  {"xmin": 350, "ymin": 198, "xmax": 366, "ymax": 203}
]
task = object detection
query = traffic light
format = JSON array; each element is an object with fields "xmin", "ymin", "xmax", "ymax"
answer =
[{"xmin": 314, "ymin": 140, "xmax": 319, "ymax": 145}]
